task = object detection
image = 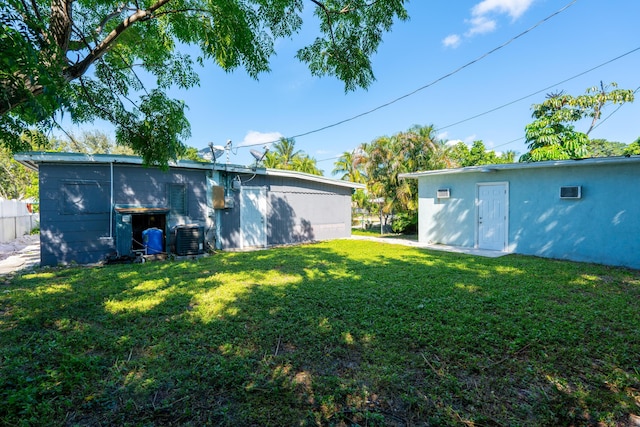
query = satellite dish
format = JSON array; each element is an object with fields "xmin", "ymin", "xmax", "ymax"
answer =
[
  {"xmin": 250, "ymin": 148, "xmax": 268, "ymax": 162},
  {"xmin": 197, "ymin": 147, "xmax": 213, "ymax": 161},
  {"xmin": 210, "ymin": 145, "xmax": 225, "ymax": 160},
  {"xmin": 207, "ymin": 142, "xmax": 226, "ymax": 162}
]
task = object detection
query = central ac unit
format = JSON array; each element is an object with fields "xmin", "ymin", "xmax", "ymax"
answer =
[{"xmin": 174, "ymin": 224, "xmax": 204, "ymax": 255}]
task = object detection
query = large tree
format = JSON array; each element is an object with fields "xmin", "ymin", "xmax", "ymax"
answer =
[
  {"xmin": 1, "ymin": 0, "xmax": 408, "ymax": 166},
  {"xmin": 448, "ymin": 140, "xmax": 516, "ymax": 167},
  {"xmin": 521, "ymin": 83, "xmax": 634, "ymax": 162}
]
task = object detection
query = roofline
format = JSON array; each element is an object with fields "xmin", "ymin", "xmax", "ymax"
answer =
[
  {"xmin": 13, "ymin": 151, "xmax": 365, "ymax": 189},
  {"xmin": 13, "ymin": 151, "xmax": 214, "ymax": 171},
  {"xmin": 262, "ymin": 168, "xmax": 365, "ymax": 189},
  {"xmin": 399, "ymin": 155, "xmax": 640, "ymax": 179}
]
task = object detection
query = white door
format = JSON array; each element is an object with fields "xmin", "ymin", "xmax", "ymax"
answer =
[
  {"xmin": 477, "ymin": 183, "xmax": 507, "ymax": 251},
  {"xmin": 240, "ymin": 187, "xmax": 267, "ymax": 248}
]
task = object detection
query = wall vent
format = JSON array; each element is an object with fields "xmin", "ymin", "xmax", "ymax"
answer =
[
  {"xmin": 560, "ymin": 186, "xmax": 582, "ymax": 199},
  {"xmin": 437, "ymin": 188, "xmax": 451, "ymax": 199}
]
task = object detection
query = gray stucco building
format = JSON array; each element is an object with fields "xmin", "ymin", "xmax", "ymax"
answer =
[{"xmin": 15, "ymin": 152, "xmax": 363, "ymax": 266}]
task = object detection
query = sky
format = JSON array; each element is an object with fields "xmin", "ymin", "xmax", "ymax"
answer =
[{"xmin": 75, "ymin": 0, "xmax": 640, "ymax": 175}]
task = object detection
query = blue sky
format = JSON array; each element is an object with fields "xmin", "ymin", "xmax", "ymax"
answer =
[{"xmin": 83, "ymin": 0, "xmax": 640, "ymax": 175}]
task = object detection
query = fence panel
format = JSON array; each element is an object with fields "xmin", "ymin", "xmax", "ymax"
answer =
[{"xmin": 0, "ymin": 200, "xmax": 39, "ymax": 243}]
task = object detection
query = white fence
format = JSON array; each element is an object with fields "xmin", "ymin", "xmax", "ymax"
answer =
[{"xmin": 0, "ymin": 199, "xmax": 40, "ymax": 243}]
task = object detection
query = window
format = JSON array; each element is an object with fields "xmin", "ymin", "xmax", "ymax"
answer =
[{"xmin": 168, "ymin": 184, "xmax": 187, "ymax": 214}]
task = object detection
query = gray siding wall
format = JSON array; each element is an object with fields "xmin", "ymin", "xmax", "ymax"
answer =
[
  {"xmin": 267, "ymin": 176, "xmax": 352, "ymax": 245},
  {"xmin": 39, "ymin": 163, "xmax": 208, "ymax": 266},
  {"xmin": 114, "ymin": 164, "xmax": 208, "ymax": 228},
  {"xmin": 217, "ymin": 173, "xmax": 353, "ymax": 249},
  {"xmin": 39, "ymin": 164, "xmax": 113, "ymax": 265}
]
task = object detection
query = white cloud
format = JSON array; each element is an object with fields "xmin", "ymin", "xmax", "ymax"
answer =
[
  {"xmin": 472, "ymin": 0, "xmax": 535, "ymax": 20},
  {"xmin": 466, "ymin": 16, "xmax": 497, "ymax": 36},
  {"xmin": 464, "ymin": 134, "xmax": 477, "ymax": 143},
  {"xmin": 238, "ymin": 130, "xmax": 283, "ymax": 147},
  {"xmin": 453, "ymin": 0, "xmax": 535, "ymax": 41},
  {"xmin": 442, "ymin": 34, "xmax": 462, "ymax": 48},
  {"xmin": 445, "ymin": 139, "xmax": 463, "ymax": 147},
  {"xmin": 437, "ymin": 131, "xmax": 449, "ymax": 140}
]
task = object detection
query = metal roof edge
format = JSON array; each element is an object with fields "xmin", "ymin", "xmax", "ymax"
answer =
[
  {"xmin": 263, "ymin": 168, "xmax": 366, "ymax": 189},
  {"xmin": 399, "ymin": 155, "xmax": 640, "ymax": 179},
  {"xmin": 13, "ymin": 151, "xmax": 215, "ymax": 170},
  {"xmin": 13, "ymin": 151, "xmax": 365, "ymax": 189}
]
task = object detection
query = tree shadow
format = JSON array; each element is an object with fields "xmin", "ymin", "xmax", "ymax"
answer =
[
  {"xmin": 268, "ymin": 195, "xmax": 315, "ymax": 245},
  {"xmin": 1, "ymin": 241, "xmax": 639, "ymax": 426}
]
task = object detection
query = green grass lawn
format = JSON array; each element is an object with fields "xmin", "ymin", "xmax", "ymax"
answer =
[{"xmin": 1, "ymin": 240, "xmax": 639, "ymax": 426}]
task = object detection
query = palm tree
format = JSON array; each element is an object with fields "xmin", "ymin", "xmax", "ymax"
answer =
[
  {"xmin": 291, "ymin": 155, "xmax": 322, "ymax": 175},
  {"xmin": 356, "ymin": 124, "xmax": 456, "ymax": 233},
  {"xmin": 262, "ymin": 151, "xmax": 281, "ymax": 169},
  {"xmin": 332, "ymin": 151, "xmax": 366, "ymax": 183},
  {"xmin": 271, "ymin": 137, "xmax": 302, "ymax": 168},
  {"xmin": 260, "ymin": 137, "xmax": 322, "ymax": 175}
]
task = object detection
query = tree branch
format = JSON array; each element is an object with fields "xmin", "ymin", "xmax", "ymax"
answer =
[
  {"xmin": 585, "ymin": 81, "xmax": 606, "ymax": 136},
  {"xmin": 49, "ymin": 0, "xmax": 74, "ymax": 53},
  {"xmin": 29, "ymin": 0, "xmax": 43, "ymax": 21},
  {"xmin": 64, "ymin": 0, "xmax": 173, "ymax": 81},
  {"xmin": 95, "ymin": 5, "xmax": 126, "ymax": 35}
]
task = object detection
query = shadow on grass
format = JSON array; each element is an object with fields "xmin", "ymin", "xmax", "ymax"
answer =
[{"xmin": 1, "ymin": 240, "xmax": 639, "ymax": 426}]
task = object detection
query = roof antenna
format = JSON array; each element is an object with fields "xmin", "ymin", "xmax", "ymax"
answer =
[{"xmin": 225, "ymin": 140, "xmax": 232, "ymax": 164}]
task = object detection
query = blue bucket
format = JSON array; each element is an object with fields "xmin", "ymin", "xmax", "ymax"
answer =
[{"xmin": 142, "ymin": 228, "xmax": 163, "ymax": 255}]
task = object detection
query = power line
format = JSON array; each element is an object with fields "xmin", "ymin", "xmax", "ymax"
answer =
[
  {"xmin": 483, "ymin": 82, "xmax": 640, "ymax": 152},
  {"xmin": 435, "ymin": 47, "xmax": 640, "ymax": 132},
  {"xmin": 239, "ymin": 0, "xmax": 579, "ymax": 149},
  {"xmin": 589, "ymin": 86, "xmax": 640, "ymax": 134},
  {"xmin": 290, "ymin": 47, "xmax": 640, "ymax": 159}
]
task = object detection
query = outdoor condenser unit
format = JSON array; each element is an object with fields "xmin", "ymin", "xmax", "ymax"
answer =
[{"xmin": 174, "ymin": 224, "xmax": 204, "ymax": 255}]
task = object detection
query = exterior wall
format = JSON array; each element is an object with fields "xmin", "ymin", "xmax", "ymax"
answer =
[
  {"xmin": 37, "ymin": 159, "xmax": 355, "ymax": 263},
  {"xmin": 38, "ymin": 163, "xmax": 209, "ymax": 266},
  {"xmin": 417, "ymin": 162, "xmax": 640, "ymax": 269},
  {"xmin": 217, "ymin": 173, "xmax": 353, "ymax": 249},
  {"xmin": 114, "ymin": 164, "xmax": 208, "ymax": 230},
  {"xmin": 267, "ymin": 176, "xmax": 352, "ymax": 245},
  {"xmin": 39, "ymin": 164, "xmax": 113, "ymax": 265},
  {"xmin": 418, "ymin": 173, "xmax": 484, "ymax": 248}
]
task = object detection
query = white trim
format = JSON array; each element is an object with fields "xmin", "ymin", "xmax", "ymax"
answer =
[
  {"xmin": 475, "ymin": 182, "xmax": 509, "ymax": 251},
  {"xmin": 399, "ymin": 155, "xmax": 640, "ymax": 179}
]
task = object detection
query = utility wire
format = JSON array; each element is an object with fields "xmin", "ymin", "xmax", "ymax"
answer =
[
  {"xmin": 589, "ymin": 85, "xmax": 640, "ymax": 134},
  {"xmin": 238, "ymin": 0, "xmax": 579, "ymax": 149},
  {"xmin": 436, "ymin": 47, "xmax": 640, "ymax": 132},
  {"xmin": 300, "ymin": 47, "xmax": 640, "ymax": 161}
]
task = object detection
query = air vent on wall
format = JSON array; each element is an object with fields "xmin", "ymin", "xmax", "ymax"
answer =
[
  {"xmin": 436, "ymin": 188, "xmax": 451, "ymax": 199},
  {"xmin": 560, "ymin": 186, "xmax": 582, "ymax": 199}
]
